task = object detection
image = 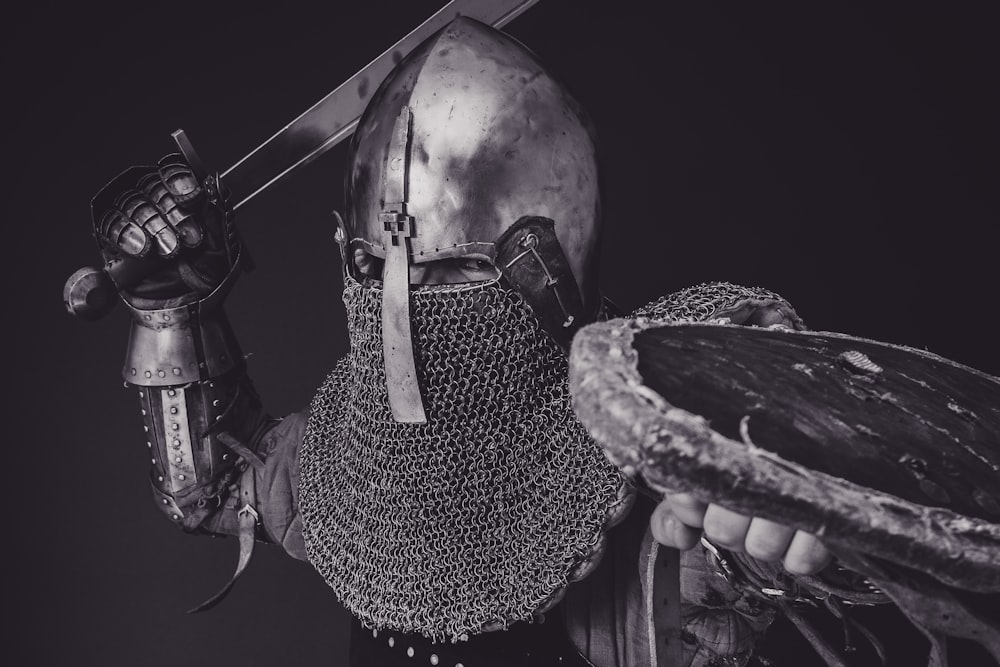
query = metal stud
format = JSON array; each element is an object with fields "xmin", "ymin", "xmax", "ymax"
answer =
[
  {"xmin": 151, "ymin": 458, "xmax": 156, "ymax": 465},
  {"xmin": 178, "ymin": 474, "xmax": 186, "ymax": 481},
  {"xmin": 167, "ymin": 389, "xmax": 176, "ymax": 397},
  {"xmin": 157, "ymin": 370, "xmax": 166, "ymax": 378},
  {"xmin": 138, "ymin": 391, "xmax": 144, "ymax": 398},
  {"xmin": 162, "ymin": 498, "xmax": 169, "ymax": 505},
  {"xmin": 212, "ymin": 399, "xmax": 221, "ymax": 407},
  {"xmin": 172, "ymin": 439, "xmax": 181, "ymax": 448},
  {"xmin": 140, "ymin": 409, "xmax": 146, "ymax": 416},
  {"xmin": 430, "ymin": 655, "xmax": 439, "ymax": 665},
  {"xmin": 222, "ymin": 454, "xmax": 229, "ymax": 461},
  {"xmin": 170, "ymin": 407, "xmax": 178, "ymax": 414},
  {"xmin": 143, "ymin": 425, "xmax": 149, "ymax": 432},
  {"xmin": 372, "ymin": 629, "xmax": 378, "ymax": 638},
  {"xmin": 144, "ymin": 370, "xmax": 152, "ymax": 378},
  {"xmin": 171, "ymin": 514, "xmax": 180, "ymax": 520},
  {"xmin": 171, "ymin": 423, "xmax": 180, "ymax": 431},
  {"xmin": 157, "ymin": 476, "xmax": 163, "ymax": 482},
  {"xmin": 146, "ymin": 441, "xmax": 152, "ymax": 448},
  {"xmin": 407, "ymin": 647, "xmax": 414, "ymax": 658},
  {"xmin": 172, "ymin": 367, "xmax": 182, "ymax": 376},
  {"xmin": 174, "ymin": 456, "xmax": 182, "ymax": 463},
  {"xmin": 388, "ymin": 637, "xmax": 395, "ymax": 648}
]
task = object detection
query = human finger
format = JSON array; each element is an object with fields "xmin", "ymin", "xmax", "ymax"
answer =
[
  {"xmin": 651, "ymin": 500, "xmax": 702, "ymax": 551},
  {"xmin": 744, "ymin": 517, "xmax": 796, "ymax": 562},
  {"xmin": 783, "ymin": 531, "xmax": 833, "ymax": 575},
  {"xmin": 663, "ymin": 492, "xmax": 708, "ymax": 529},
  {"xmin": 702, "ymin": 504, "xmax": 752, "ymax": 552}
]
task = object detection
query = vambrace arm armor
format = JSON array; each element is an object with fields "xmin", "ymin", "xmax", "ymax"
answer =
[{"xmin": 124, "ymin": 262, "xmax": 272, "ymax": 538}]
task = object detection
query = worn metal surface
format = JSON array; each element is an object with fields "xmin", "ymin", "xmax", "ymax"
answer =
[
  {"xmin": 223, "ymin": 0, "xmax": 542, "ymax": 210},
  {"xmin": 345, "ymin": 17, "xmax": 602, "ymax": 308},
  {"xmin": 568, "ymin": 318, "xmax": 1000, "ymax": 592}
]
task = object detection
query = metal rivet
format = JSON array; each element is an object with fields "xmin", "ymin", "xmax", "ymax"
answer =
[
  {"xmin": 171, "ymin": 514, "xmax": 180, "ymax": 520},
  {"xmin": 388, "ymin": 637, "xmax": 395, "ymax": 648},
  {"xmin": 172, "ymin": 439, "xmax": 181, "ymax": 448},
  {"xmin": 143, "ymin": 314, "xmax": 152, "ymax": 321},
  {"xmin": 157, "ymin": 475, "xmax": 163, "ymax": 482},
  {"xmin": 144, "ymin": 370, "xmax": 152, "ymax": 378},
  {"xmin": 162, "ymin": 313, "xmax": 171, "ymax": 321},
  {"xmin": 170, "ymin": 407, "xmax": 178, "ymax": 414},
  {"xmin": 174, "ymin": 456, "xmax": 182, "ymax": 463},
  {"xmin": 140, "ymin": 409, "xmax": 146, "ymax": 416},
  {"xmin": 178, "ymin": 474, "xmax": 186, "ymax": 481},
  {"xmin": 212, "ymin": 399, "xmax": 221, "ymax": 407},
  {"xmin": 222, "ymin": 454, "xmax": 229, "ymax": 461},
  {"xmin": 167, "ymin": 389, "xmax": 176, "ymax": 397},
  {"xmin": 157, "ymin": 370, "xmax": 166, "ymax": 378},
  {"xmin": 146, "ymin": 441, "xmax": 152, "ymax": 448},
  {"xmin": 372, "ymin": 629, "xmax": 377, "ymax": 638},
  {"xmin": 171, "ymin": 423, "xmax": 180, "ymax": 431},
  {"xmin": 215, "ymin": 415, "xmax": 221, "ymax": 421},
  {"xmin": 209, "ymin": 382, "xmax": 215, "ymax": 389},
  {"xmin": 143, "ymin": 425, "xmax": 149, "ymax": 432},
  {"xmin": 138, "ymin": 391, "xmax": 144, "ymax": 398},
  {"xmin": 406, "ymin": 647, "xmax": 414, "ymax": 658},
  {"xmin": 151, "ymin": 459, "xmax": 156, "ymax": 465},
  {"xmin": 173, "ymin": 367, "xmax": 182, "ymax": 375},
  {"xmin": 430, "ymin": 655, "xmax": 439, "ymax": 665},
  {"xmin": 456, "ymin": 663, "xmax": 464, "ymax": 667},
  {"xmin": 162, "ymin": 499, "xmax": 169, "ymax": 505}
]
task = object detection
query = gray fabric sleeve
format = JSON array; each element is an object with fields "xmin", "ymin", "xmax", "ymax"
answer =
[{"xmin": 255, "ymin": 409, "xmax": 310, "ymax": 561}]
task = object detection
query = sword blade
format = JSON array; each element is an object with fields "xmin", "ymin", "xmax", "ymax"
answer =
[{"xmin": 222, "ymin": 0, "xmax": 541, "ymax": 209}]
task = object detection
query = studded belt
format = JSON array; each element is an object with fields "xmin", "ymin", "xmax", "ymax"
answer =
[{"xmin": 348, "ymin": 614, "xmax": 594, "ymax": 667}]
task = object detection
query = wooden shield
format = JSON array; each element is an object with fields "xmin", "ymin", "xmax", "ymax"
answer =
[{"xmin": 568, "ymin": 318, "xmax": 1000, "ymax": 593}]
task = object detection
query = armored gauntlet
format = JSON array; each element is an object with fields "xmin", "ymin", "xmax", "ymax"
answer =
[{"xmin": 93, "ymin": 156, "xmax": 269, "ymax": 536}]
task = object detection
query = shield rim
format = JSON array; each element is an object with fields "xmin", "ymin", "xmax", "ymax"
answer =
[{"xmin": 568, "ymin": 317, "xmax": 1000, "ymax": 592}]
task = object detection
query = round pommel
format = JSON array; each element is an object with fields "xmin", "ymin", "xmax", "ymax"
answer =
[{"xmin": 63, "ymin": 266, "xmax": 117, "ymax": 320}]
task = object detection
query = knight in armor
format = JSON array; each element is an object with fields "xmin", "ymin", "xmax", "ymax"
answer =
[{"xmin": 86, "ymin": 18, "xmax": 889, "ymax": 667}]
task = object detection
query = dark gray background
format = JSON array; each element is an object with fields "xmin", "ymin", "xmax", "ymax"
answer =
[{"xmin": 7, "ymin": 1, "xmax": 998, "ymax": 665}]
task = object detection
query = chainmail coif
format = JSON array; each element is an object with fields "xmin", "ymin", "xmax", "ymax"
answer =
[{"xmin": 299, "ymin": 276, "xmax": 628, "ymax": 641}]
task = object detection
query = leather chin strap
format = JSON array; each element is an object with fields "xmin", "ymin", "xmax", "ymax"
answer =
[{"xmin": 187, "ymin": 458, "xmax": 259, "ymax": 614}]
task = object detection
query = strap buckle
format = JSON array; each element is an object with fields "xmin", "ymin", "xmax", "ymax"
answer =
[{"xmin": 238, "ymin": 503, "xmax": 260, "ymax": 525}]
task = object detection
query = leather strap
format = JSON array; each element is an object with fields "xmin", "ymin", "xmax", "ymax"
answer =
[
  {"xmin": 187, "ymin": 464, "xmax": 258, "ymax": 613},
  {"xmin": 650, "ymin": 543, "xmax": 685, "ymax": 667}
]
